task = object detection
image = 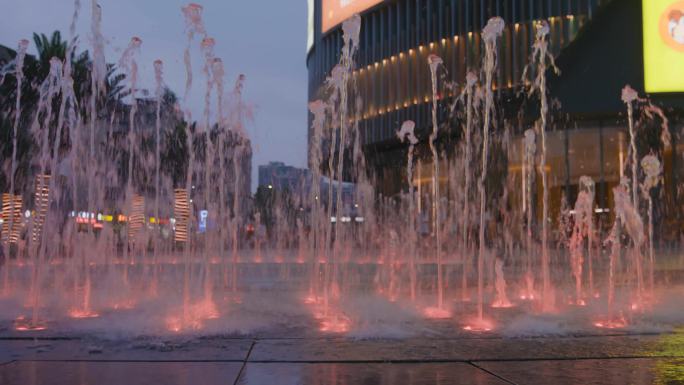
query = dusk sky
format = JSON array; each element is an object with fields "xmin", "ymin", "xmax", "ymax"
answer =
[{"xmin": 1, "ymin": 0, "xmax": 309, "ymax": 191}]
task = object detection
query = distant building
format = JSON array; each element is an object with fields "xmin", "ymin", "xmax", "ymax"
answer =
[
  {"xmin": 319, "ymin": 176, "xmax": 358, "ymax": 217},
  {"xmin": 258, "ymin": 162, "xmax": 311, "ymax": 193}
]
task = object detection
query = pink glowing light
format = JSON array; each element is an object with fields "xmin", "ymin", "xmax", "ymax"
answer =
[
  {"xmin": 69, "ymin": 309, "xmax": 100, "ymax": 319},
  {"xmin": 312, "ymin": 308, "xmax": 326, "ymax": 320},
  {"xmin": 14, "ymin": 324, "xmax": 47, "ymax": 331},
  {"xmin": 13, "ymin": 317, "xmax": 47, "ymax": 331},
  {"xmin": 222, "ymin": 293, "xmax": 243, "ymax": 304},
  {"xmin": 303, "ymin": 295, "xmax": 318, "ymax": 304},
  {"xmin": 567, "ymin": 298, "xmax": 586, "ymax": 306},
  {"xmin": 194, "ymin": 299, "xmax": 220, "ymax": 320},
  {"xmin": 166, "ymin": 316, "xmax": 183, "ymax": 333},
  {"xmin": 164, "ymin": 298, "xmax": 222, "ymax": 333},
  {"xmin": 422, "ymin": 307, "xmax": 452, "ymax": 319},
  {"xmin": 111, "ymin": 300, "xmax": 136, "ymax": 310},
  {"xmin": 319, "ymin": 315, "xmax": 351, "ymax": 333},
  {"xmin": 165, "ymin": 314, "xmax": 204, "ymax": 333},
  {"xmin": 491, "ymin": 300, "xmax": 515, "ymax": 308},
  {"xmin": 518, "ymin": 287, "xmax": 537, "ymax": 301},
  {"xmin": 594, "ymin": 317, "xmax": 628, "ymax": 329},
  {"xmin": 463, "ymin": 317, "xmax": 495, "ymax": 332}
]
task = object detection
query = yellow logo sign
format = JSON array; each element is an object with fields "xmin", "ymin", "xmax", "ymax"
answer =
[
  {"xmin": 644, "ymin": 0, "xmax": 684, "ymax": 93},
  {"xmin": 660, "ymin": 1, "xmax": 684, "ymax": 51}
]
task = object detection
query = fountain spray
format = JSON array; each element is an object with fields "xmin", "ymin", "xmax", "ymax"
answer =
[
  {"xmin": 118, "ymin": 36, "xmax": 142, "ymax": 286},
  {"xmin": 24, "ymin": 58, "xmax": 63, "ymax": 328},
  {"xmin": 523, "ymin": 20, "xmax": 559, "ymax": 312},
  {"xmin": 333, "ymin": 15, "xmax": 361, "ymax": 297},
  {"xmin": 2, "ymin": 38, "xmax": 29, "ymax": 295},
  {"xmin": 397, "ymin": 120, "xmax": 418, "ymax": 300},
  {"xmin": 180, "ymin": 2, "xmax": 205, "ymax": 326},
  {"xmin": 599, "ymin": 181, "xmax": 630, "ymax": 329},
  {"xmin": 323, "ymin": 66, "xmax": 341, "ymax": 312},
  {"xmin": 476, "ymin": 17, "xmax": 504, "ymax": 324},
  {"xmin": 457, "ymin": 71, "xmax": 478, "ymax": 302},
  {"xmin": 83, "ymin": 1, "xmax": 106, "ymax": 312},
  {"xmin": 67, "ymin": 81, "xmax": 86, "ymax": 318},
  {"xmin": 620, "ymin": 85, "xmax": 670, "ymax": 308},
  {"xmin": 569, "ymin": 176, "xmax": 595, "ymax": 305},
  {"xmin": 641, "ymin": 155, "xmax": 661, "ymax": 297},
  {"xmin": 427, "ymin": 54, "xmax": 445, "ymax": 312},
  {"xmin": 491, "ymin": 258, "xmax": 512, "ymax": 308},
  {"xmin": 200, "ymin": 36, "xmax": 217, "ymax": 312},
  {"xmin": 152, "ymin": 59, "xmax": 164, "ymax": 296},
  {"xmin": 212, "ymin": 58, "xmax": 227, "ymax": 287},
  {"xmin": 229, "ymin": 74, "xmax": 247, "ymax": 296},
  {"xmin": 182, "ymin": 3, "xmax": 206, "ymax": 101},
  {"xmin": 523, "ymin": 128, "xmax": 536, "ymax": 300},
  {"xmin": 622, "ymin": 85, "xmax": 640, "ymax": 211},
  {"xmin": 45, "ymin": 0, "xmax": 82, "ymax": 322},
  {"xmin": 308, "ymin": 100, "xmax": 327, "ymax": 301}
]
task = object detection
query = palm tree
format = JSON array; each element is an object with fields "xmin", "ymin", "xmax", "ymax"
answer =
[{"xmin": 0, "ymin": 31, "xmax": 128, "ymax": 193}]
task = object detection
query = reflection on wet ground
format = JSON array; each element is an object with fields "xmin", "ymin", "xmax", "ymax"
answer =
[
  {"xmin": 479, "ymin": 358, "xmax": 684, "ymax": 385},
  {"xmin": 0, "ymin": 332, "xmax": 682, "ymax": 385},
  {"xmin": 237, "ymin": 362, "xmax": 508, "ymax": 385},
  {"xmin": 0, "ymin": 361, "xmax": 243, "ymax": 385}
]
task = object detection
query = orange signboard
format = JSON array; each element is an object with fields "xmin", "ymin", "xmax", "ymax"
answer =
[{"xmin": 322, "ymin": 0, "xmax": 381, "ymax": 33}]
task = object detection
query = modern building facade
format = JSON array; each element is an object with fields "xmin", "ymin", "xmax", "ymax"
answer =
[
  {"xmin": 307, "ymin": 0, "xmax": 684, "ymax": 237},
  {"xmin": 258, "ymin": 161, "xmax": 311, "ymax": 192},
  {"xmin": 307, "ymin": 0, "xmax": 613, "ymax": 192},
  {"xmin": 308, "ymin": 1, "xmax": 609, "ymax": 151}
]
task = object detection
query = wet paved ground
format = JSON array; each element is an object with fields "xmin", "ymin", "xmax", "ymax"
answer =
[{"xmin": 1, "ymin": 332, "xmax": 683, "ymax": 384}]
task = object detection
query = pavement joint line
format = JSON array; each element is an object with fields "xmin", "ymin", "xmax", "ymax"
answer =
[
  {"xmin": 470, "ymin": 355, "xmax": 683, "ymax": 362},
  {"xmin": 246, "ymin": 332, "xmax": 670, "ymax": 341},
  {"xmin": 0, "ymin": 337, "xmax": 81, "ymax": 341},
  {"xmin": 272, "ymin": 331, "xmax": 664, "ymax": 340},
  {"xmin": 0, "ymin": 356, "xmax": 684, "ymax": 364},
  {"xmin": 233, "ymin": 339, "xmax": 256, "ymax": 385},
  {"xmin": 6, "ymin": 359, "xmax": 248, "ymax": 363},
  {"xmin": 215, "ymin": 355, "xmax": 684, "ymax": 364},
  {"xmin": 468, "ymin": 361, "xmax": 519, "ymax": 385},
  {"xmin": 0, "ymin": 330, "xmax": 684, "ymax": 341},
  {"xmin": 1, "ymin": 330, "xmax": 678, "ymax": 342},
  {"xmin": 3, "ymin": 355, "xmax": 681, "ymax": 365}
]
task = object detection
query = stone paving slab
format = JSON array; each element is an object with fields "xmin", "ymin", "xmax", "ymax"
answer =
[
  {"xmin": 477, "ymin": 357, "xmax": 684, "ymax": 385},
  {"xmin": 0, "ymin": 361, "xmax": 243, "ymax": 385},
  {"xmin": 249, "ymin": 334, "xmax": 680, "ymax": 362},
  {"xmin": 238, "ymin": 362, "xmax": 509, "ymax": 385},
  {"xmin": 0, "ymin": 333, "xmax": 681, "ymax": 384},
  {"xmin": 0, "ymin": 338, "xmax": 253, "ymax": 362}
]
